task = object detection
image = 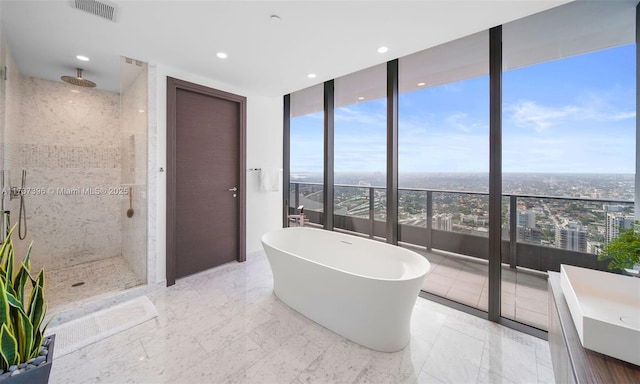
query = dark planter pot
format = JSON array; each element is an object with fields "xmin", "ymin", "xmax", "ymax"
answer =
[{"xmin": 0, "ymin": 335, "xmax": 55, "ymax": 384}]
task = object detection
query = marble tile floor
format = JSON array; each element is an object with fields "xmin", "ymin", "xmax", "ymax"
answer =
[
  {"xmin": 50, "ymin": 251, "xmax": 554, "ymax": 384},
  {"xmin": 47, "ymin": 255, "xmax": 143, "ymax": 312},
  {"xmin": 417, "ymin": 248, "xmax": 549, "ymax": 330}
]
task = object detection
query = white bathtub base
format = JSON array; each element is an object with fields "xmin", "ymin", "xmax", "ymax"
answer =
[{"xmin": 262, "ymin": 228, "xmax": 430, "ymax": 353}]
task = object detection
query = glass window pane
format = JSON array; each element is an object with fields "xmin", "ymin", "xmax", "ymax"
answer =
[
  {"xmin": 399, "ymin": 31, "xmax": 489, "ymax": 311},
  {"xmin": 502, "ymin": 0, "xmax": 636, "ymax": 331},
  {"xmin": 290, "ymin": 84, "xmax": 324, "ymax": 226},
  {"xmin": 333, "ymin": 64, "xmax": 387, "ymax": 239}
]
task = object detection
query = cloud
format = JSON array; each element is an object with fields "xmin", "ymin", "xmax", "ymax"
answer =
[
  {"xmin": 508, "ymin": 101, "xmax": 578, "ymax": 132},
  {"xmin": 444, "ymin": 112, "xmax": 487, "ymax": 133},
  {"xmin": 506, "ymin": 99, "xmax": 635, "ymax": 133},
  {"xmin": 334, "ymin": 106, "xmax": 385, "ymax": 127}
]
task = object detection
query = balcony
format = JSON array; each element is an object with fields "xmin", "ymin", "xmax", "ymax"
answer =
[{"xmin": 288, "ymin": 182, "xmax": 633, "ymax": 331}]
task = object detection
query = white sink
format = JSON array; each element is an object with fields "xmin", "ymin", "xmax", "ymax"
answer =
[{"xmin": 560, "ymin": 264, "xmax": 640, "ymax": 366}]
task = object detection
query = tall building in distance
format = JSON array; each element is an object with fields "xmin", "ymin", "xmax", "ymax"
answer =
[
  {"xmin": 517, "ymin": 210, "xmax": 536, "ymax": 229},
  {"xmin": 433, "ymin": 213, "xmax": 452, "ymax": 231},
  {"xmin": 517, "ymin": 227, "xmax": 542, "ymax": 244},
  {"xmin": 556, "ymin": 222, "xmax": 587, "ymax": 252},
  {"xmin": 605, "ymin": 212, "xmax": 634, "ymax": 244},
  {"xmin": 516, "ymin": 208, "xmax": 542, "ymax": 244}
]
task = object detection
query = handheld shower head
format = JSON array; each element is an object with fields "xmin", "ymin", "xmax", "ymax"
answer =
[{"xmin": 61, "ymin": 68, "xmax": 96, "ymax": 88}]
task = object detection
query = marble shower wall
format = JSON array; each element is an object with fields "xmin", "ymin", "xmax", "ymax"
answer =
[
  {"xmin": 6, "ymin": 75, "xmax": 121, "ymax": 272},
  {"xmin": 1, "ymin": 35, "xmax": 21, "ymax": 189},
  {"xmin": 120, "ymin": 60, "xmax": 148, "ymax": 283}
]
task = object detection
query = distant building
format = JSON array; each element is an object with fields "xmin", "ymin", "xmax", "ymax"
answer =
[
  {"xmin": 517, "ymin": 227, "xmax": 542, "ymax": 244},
  {"xmin": 605, "ymin": 212, "xmax": 634, "ymax": 244},
  {"xmin": 556, "ymin": 222, "xmax": 587, "ymax": 252},
  {"xmin": 433, "ymin": 213, "xmax": 452, "ymax": 231},
  {"xmin": 587, "ymin": 241, "xmax": 603, "ymax": 255},
  {"xmin": 603, "ymin": 204, "xmax": 625, "ymax": 213},
  {"xmin": 517, "ymin": 210, "xmax": 536, "ymax": 228},
  {"xmin": 516, "ymin": 209, "xmax": 539, "ymax": 243}
]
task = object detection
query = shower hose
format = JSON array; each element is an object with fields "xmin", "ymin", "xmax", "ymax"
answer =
[{"xmin": 18, "ymin": 170, "xmax": 27, "ymax": 240}]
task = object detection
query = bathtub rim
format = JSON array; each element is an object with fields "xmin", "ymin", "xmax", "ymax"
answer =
[{"xmin": 261, "ymin": 227, "xmax": 430, "ymax": 283}]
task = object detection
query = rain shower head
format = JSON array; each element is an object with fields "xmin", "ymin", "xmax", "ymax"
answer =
[{"xmin": 61, "ymin": 68, "xmax": 96, "ymax": 88}]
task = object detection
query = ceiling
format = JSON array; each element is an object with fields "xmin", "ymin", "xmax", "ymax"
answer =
[{"xmin": 0, "ymin": 0, "xmax": 573, "ymax": 96}]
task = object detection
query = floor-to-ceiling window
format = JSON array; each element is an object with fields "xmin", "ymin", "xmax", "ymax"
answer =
[
  {"xmin": 333, "ymin": 64, "xmax": 387, "ymax": 238},
  {"xmin": 284, "ymin": 0, "xmax": 637, "ymax": 338},
  {"xmin": 290, "ymin": 84, "xmax": 325, "ymax": 226},
  {"xmin": 399, "ymin": 31, "xmax": 490, "ymax": 311},
  {"xmin": 501, "ymin": 1, "xmax": 636, "ymax": 331}
]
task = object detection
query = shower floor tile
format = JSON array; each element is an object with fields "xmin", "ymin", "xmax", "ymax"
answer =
[{"xmin": 46, "ymin": 256, "xmax": 142, "ymax": 312}]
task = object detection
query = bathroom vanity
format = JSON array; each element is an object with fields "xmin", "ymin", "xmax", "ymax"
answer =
[{"xmin": 548, "ymin": 272, "xmax": 640, "ymax": 383}]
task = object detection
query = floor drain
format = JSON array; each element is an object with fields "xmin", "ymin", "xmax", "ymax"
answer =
[{"xmin": 71, "ymin": 282, "xmax": 85, "ymax": 287}]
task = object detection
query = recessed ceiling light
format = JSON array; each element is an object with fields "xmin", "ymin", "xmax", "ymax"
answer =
[
  {"xmin": 357, "ymin": 97, "xmax": 365, "ymax": 100},
  {"xmin": 216, "ymin": 52, "xmax": 228, "ymax": 59},
  {"xmin": 138, "ymin": 109, "xmax": 145, "ymax": 113},
  {"xmin": 377, "ymin": 46, "xmax": 389, "ymax": 54},
  {"xmin": 417, "ymin": 82, "xmax": 426, "ymax": 87},
  {"xmin": 307, "ymin": 73, "xmax": 316, "ymax": 79},
  {"xmin": 76, "ymin": 55, "xmax": 90, "ymax": 61}
]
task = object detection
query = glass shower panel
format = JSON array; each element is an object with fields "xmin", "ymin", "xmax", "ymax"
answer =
[{"xmin": 120, "ymin": 56, "xmax": 148, "ymax": 286}]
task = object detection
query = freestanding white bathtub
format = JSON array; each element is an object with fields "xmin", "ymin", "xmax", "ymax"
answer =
[{"xmin": 261, "ymin": 227, "xmax": 430, "ymax": 352}]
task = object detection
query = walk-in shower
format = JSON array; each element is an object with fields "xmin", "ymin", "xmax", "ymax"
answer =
[{"xmin": 0, "ymin": 53, "xmax": 148, "ymax": 311}]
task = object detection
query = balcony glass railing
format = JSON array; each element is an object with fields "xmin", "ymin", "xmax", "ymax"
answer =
[{"xmin": 288, "ymin": 182, "xmax": 634, "ymax": 274}]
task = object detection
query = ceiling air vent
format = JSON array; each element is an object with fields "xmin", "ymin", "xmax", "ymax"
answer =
[{"xmin": 72, "ymin": 0, "xmax": 117, "ymax": 22}]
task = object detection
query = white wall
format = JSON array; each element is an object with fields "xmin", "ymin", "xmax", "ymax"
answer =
[{"xmin": 149, "ymin": 63, "xmax": 283, "ymax": 284}]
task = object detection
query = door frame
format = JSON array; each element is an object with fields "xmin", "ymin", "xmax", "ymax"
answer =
[{"xmin": 166, "ymin": 77, "xmax": 246, "ymax": 286}]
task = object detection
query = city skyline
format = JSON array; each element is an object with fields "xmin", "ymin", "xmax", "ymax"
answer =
[{"xmin": 291, "ymin": 43, "xmax": 635, "ymax": 175}]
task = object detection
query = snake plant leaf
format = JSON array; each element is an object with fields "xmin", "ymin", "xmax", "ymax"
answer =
[
  {"xmin": 31, "ymin": 328, "xmax": 43, "ymax": 358},
  {"xmin": 16, "ymin": 309, "xmax": 33, "ymax": 360},
  {"xmin": 12, "ymin": 245, "xmax": 32, "ymax": 305},
  {"xmin": 0, "ymin": 323, "xmax": 19, "ymax": 367},
  {"xmin": 0, "ymin": 227, "xmax": 15, "ymax": 272},
  {"xmin": 28, "ymin": 270, "xmax": 45, "ymax": 329},
  {"xmin": 5, "ymin": 291, "xmax": 26, "ymax": 316},
  {"xmin": 3, "ymin": 247, "xmax": 13, "ymax": 291},
  {"xmin": 0, "ymin": 226, "xmax": 48, "ymax": 369},
  {"xmin": 0, "ymin": 278, "xmax": 10, "ymax": 330}
]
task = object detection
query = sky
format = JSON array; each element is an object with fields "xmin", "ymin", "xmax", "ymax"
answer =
[{"xmin": 290, "ymin": 43, "xmax": 636, "ymax": 175}]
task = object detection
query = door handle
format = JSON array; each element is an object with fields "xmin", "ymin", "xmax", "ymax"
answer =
[{"xmin": 228, "ymin": 187, "xmax": 238, "ymax": 192}]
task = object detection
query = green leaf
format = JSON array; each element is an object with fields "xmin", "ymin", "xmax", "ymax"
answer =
[
  {"xmin": 16, "ymin": 310, "xmax": 33, "ymax": 360},
  {"xmin": 27, "ymin": 270, "xmax": 45, "ymax": 330},
  {"xmin": 3, "ymin": 247, "xmax": 13, "ymax": 290},
  {"xmin": 12, "ymin": 245, "xmax": 32, "ymax": 305},
  {"xmin": 0, "ymin": 323, "xmax": 19, "ymax": 367},
  {"xmin": 0, "ymin": 279, "xmax": 9, "ymax": 329},
  {"xmin": 0, "ymin": 226, "xmax": 49, "ymax": 366},
  {"xmin": 0, "ymin": 227, "xmax": 15, "ymax": 274},
  {"xmin": 5, "ymin": 291, "xmax": 24, "ymax": 314},
  {"xmin": 598, "ymin": 221, "xmax": 640, "ymax": 271}
]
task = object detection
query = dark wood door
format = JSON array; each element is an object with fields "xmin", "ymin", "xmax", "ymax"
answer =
[{"xmin": 167, "ymin": 78, "xmax": 246, "ymax": 284}]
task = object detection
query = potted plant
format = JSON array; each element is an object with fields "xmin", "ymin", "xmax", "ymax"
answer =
[
  {"xmin": 0, "ymin": 228, "xmax": 54, "ymax": 383},
  {"xmin": 598, "ymin": 221, "xmax": 640, "ymax": 272}
]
